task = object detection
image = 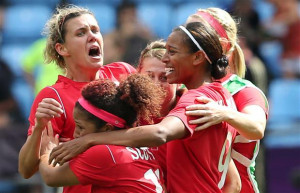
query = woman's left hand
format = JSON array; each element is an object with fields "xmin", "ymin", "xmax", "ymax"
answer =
[
  {"xmin": 49, "ymin": 135, "xmax": 90, "ymax": 167},
  {"xmin": 40, "ymin": 121, "xmax": 59, "ymax": 157}
]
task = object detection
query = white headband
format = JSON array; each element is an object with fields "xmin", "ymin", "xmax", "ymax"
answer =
[{"xmin": 179, "ymin": 25, "xmax": 212, "ymax": 64}]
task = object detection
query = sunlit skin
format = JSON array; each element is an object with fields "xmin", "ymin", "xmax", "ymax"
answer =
[
  {"xmin": 56, "ymin": 14, "xmax": 104, "ymax": 81},
  {"xmin": 139, "ymin": 57, "xmax": 177, "ymax": 116},
  {"xmin": 162, "ymin": 31, "xmax": 209, "ymax": 89}
]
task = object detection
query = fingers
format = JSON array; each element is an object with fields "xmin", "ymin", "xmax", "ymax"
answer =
[
  {"xmin": 59, "ymin": 138, "xmax": 72, "ymax": 142},
  {"xmin": 37, "ymin": 98, "xmax": 64, "ymax": 118},
  {"xmin": 185, "ymin": 109, "xmax": 207, "ymax": 116},
  {"xmin": 49, "ymin": 145, "xmax": 60, "ymax": 165},
  {"xmin": 195, "ymin": 96, "xmax": 214, "ymax": 104},
  {"xmin": 194, "ymin": 122, "xmax": 214, "ymax": 131},
  {"xmin": 51, "ymin": 151, "xmax": 69, "ymax": 167},
  {"xmin": 49, "ymin": 145, "xmax": 69, "ymax": 166},
  {"xmin": 188, "ymin": 116, "xmax": 209, "ymax": 125},
  {"xmin": 47, "ymin": 121, "xmax": 54, "ymax": 137},
  {"xmin": 186, "ymin": 104, "xmax": 205, "ymax": 111},
  {"xmin": 43, "ymin": 98, "xmax": 62, "ymax": 108},
  {"xmin": 41, "ymin": 130, "xmax": 46, "ymax": 139},
  {"xmin": 54, "ymin": 134, "xmax": 59, "ymax": 146}
]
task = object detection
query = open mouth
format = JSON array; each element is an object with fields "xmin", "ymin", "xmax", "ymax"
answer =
[
  {"xmin": 89, "ymin": 46, "xmax": 101, "ymax": 58},
  {"xmin": 165, "ymin": 67, "xmax": 174, "ymax": 76}
]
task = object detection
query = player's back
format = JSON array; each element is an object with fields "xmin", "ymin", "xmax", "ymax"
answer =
[{"xmin": 70, "ymin": 145, "xmax": 165, "ymax": 193}]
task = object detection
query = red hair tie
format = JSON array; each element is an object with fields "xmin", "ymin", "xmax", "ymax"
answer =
[{"xmin": 78, "ymin": 97, "xmax": 126, "ymax": 128}]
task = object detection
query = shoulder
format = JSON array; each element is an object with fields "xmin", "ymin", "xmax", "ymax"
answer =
[
  {"xmin": 76, "ymin": 145, "xmax": 116, "ymax": 165},
  {"xmin": 102, "ymin": 62, "xmax": 136, "ymax": 75},
  {"xmin": 222, "ymin": 74, "xmax": 255, "ymax": 95},
  {"xmin": 100, "ymin": 62, "xmax": 137, "ymax": 84},
  {"xmin": 34, "ymin": 85, "xmax": 61, "ymax": 102},
  {"xmin": 234, "ymin": 86, "xmax": 269, "ymax": 113}
]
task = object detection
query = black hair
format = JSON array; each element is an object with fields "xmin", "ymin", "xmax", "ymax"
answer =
[{"xmin": 174, "ymin": 22, "xmax": 229, "ymax": 79}]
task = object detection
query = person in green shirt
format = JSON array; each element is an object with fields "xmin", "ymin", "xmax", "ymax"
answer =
[{"xmin": 22, "ymin": 38, "xmax": 64, "ymax": 95}]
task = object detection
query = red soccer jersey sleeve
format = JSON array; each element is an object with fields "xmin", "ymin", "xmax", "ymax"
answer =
[
  {"xmin": 27, "ymin": 76, "xmax": 87, "ymax": 138},
  {"xmin": 100, "ymin": 62, "xmax": 136, "ymax": 83},
  {"xmin": 234, "ymin": 87, "xmax": 269, "ymax": 118},
  {"xmin": 167, "ymin": 90, "xmax": 203, "ymax": 135}
]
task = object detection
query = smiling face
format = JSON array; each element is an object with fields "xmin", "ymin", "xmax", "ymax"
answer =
[
  {"xmin": 57, "ymin": 14, "xmax": 104, "ymax": 71},
  {"xmin": 139, "ymin": 57, "xmax": 177, "ymax": 113},
  {"xmin": 162, "ymin": 31, "xmax": 196, "ymax": 86}
]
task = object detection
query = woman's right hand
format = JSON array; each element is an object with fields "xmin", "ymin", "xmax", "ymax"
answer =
[{"xmin": 35, "ymin": 98, "xmax": 63, "ymax": 131}]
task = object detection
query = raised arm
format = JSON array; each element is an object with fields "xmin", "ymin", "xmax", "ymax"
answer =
[
  {"xmin": 18, "ymin": 98, "xmax": 63, "ymax": 178},
  {"xmin": 39, "ymin": 125, "xmax": 79, "ymax": 187},
  {"xmin": 186, "ymin": 96, "xmax": 266, "ymax": 140},
  {"xmin": 49, "ymin": 116, "xmax": 188, "ymax": 166}
]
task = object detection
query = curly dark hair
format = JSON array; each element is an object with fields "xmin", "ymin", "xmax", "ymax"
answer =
[{"xmin": 75, "ymin": 74, "xmax": 165, "ymax": 130}]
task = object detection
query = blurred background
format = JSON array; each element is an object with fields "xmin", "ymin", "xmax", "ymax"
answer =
[{"xmin": 0, "ymin": 0, "xmax": 299, "ymax": 192}]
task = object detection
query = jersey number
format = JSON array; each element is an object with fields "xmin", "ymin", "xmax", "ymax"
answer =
[
  {"xmin": 144, "ymin": 169, "xmax": 163, "ymax": 193},
  {"xmin": 218, "ymin": 131, "xmax": 233, "ymax": 188}
]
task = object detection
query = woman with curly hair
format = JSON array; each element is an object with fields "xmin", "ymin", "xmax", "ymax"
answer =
[{"xmin": 38, "ymin": 74, "xmax": 166, "ymax": 192}]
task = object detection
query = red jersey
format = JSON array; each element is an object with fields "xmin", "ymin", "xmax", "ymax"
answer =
[
  {"xmin": 69, "ymin": 145, "xmax": 165, "ymax": 193},
  {"xmin": 222, "ymin": 74, "xmax": 269, "ymax": 193},
  {"xmin": 166, "ymin": 82, "xmax": 237, "ymax": 193},
  {"xmin": 148, "ymin": 117, "xmax": 167, "ymax": 183},
  {"xmin": 27, "ymin": 62, "xmax": 136, "ymax": 193}
]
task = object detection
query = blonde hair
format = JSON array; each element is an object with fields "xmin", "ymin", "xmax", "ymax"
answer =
[
  {"xmin": 137, "ymin": 40, "xmax": 166, "ymax": 72},
  {"xmin": 43, "ymin": 5, "xmax": 94, "ymax": 69},
  {"xmin": 189, "ymin": 8, "xmax": 246, "ymax": 78}
]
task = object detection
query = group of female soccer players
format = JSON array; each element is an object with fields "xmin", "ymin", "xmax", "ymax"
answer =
[{"xmin": 18, "ymin": 4, "xmax": 268, "ymax": 193}]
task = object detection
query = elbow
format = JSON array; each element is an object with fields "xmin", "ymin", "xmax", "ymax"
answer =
[
  {"xmin": 243, "ymin": 124, "xmax": 265, "ymax": 140},
  {"xmin": 41, "ymin": 173, "xmax": 59, "ymax": 187},
  {"xmin": 228, "ymin": 176, "xmax": 241, "ymax": 193},
  {"xmin": 251, "ymin": 125, "xmax": 265, "ymax": 140},
  {"xmin": 19, "ymin": 170, "xmax": 32, "ymax": 179},
  {"xmin": 257, "ymin": 130, "xmax": 264, "ymax": 140},
  {"xmin": 18, "ymin": 164, "xmax": 36, "ymax": 179},
  {"xmin": 152, "ymin": 125, "xmax": 168, "ymax": 146},
  {"xmin": 235, "ymin": 180, "xmax": 241, "ymax": 193}
]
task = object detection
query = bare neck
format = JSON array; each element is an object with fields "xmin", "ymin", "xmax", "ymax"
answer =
[{"xmin": 65, "ymin": 67, "xmax": 100, "ymax": 82}]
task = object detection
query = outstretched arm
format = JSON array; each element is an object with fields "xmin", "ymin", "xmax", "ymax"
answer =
[
  {"xmin": 18, "ymin": 98, "xmax": 63, "ymax": 178},
  {"xmin": 186, "ymin": 96, "xmax": 266, "ymax": 140},
  {"xmin": 49, "ymin": 116, "xmax": 188, "ymax": 166}
]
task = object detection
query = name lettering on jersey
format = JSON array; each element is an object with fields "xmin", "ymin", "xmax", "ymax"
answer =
[{"xmin": 126, "ymin": 147, "xmax": 155, "ymax": 160}]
